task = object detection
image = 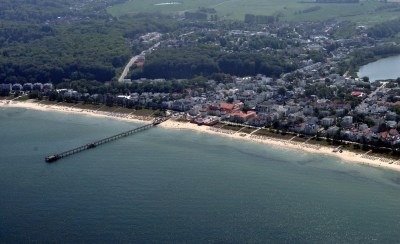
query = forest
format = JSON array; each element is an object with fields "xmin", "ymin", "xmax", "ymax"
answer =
[
  {"xmin": 367, "ymin": 18, "xmax": 400, "ymax": 39},
  {"xmin": 132, "ymin": 47, "xmax": 297, "ymax": 80},
  {"xmin": 0, "ymin": 0, "xmax": 176, "ymax": 84},
  {"xmin": 342, "ymin": 44, "xmax": 400, "ymax": 74},
  {"xmin": 54, "ymin": 76, "xmax": 210, "ymax": 96}
]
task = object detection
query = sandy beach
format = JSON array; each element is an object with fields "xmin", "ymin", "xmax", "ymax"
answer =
[{"xmin": 2, "ymin": 99, "xmax": 400, "ymax": 172}]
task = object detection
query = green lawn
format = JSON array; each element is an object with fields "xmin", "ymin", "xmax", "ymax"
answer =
[{"xmin": 107, "ymin": 0, "xmax": 400, "ymax": 25}]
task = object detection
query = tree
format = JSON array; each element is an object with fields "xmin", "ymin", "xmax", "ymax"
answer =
[
  {"xmin": 105, "ymin": 94, "xmax": 114, "ymax": 107},
  {"xmin": 278, "ymin": 87, "xmax": 286, "ymax": 96},
  {"xmin": 28, "ymin": 91, "xmax": 39, "ymax": 99},
  {"xmin": 242, "ymin": 105, "xmax": 251, "ymax": 113},
  {"xmin": 378, "ymin": 123, "xmax": 388, "ymax": 133},
  {"xmin": 362, "ymin": 76, "xmax": 370, "ymax": 83}
]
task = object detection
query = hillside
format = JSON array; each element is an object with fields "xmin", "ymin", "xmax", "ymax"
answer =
[{"xmin": 0, "ymin": 0, "xmax": 176, "ymax": 84}]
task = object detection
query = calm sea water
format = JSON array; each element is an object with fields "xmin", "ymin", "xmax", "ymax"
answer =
[
  {"xmin": 358, "ymin": 54, "xmax": 400, "ymax": 81},
  {"xmin": 1, "ymin": 107, "xmax": 400, "ymax": 243}
]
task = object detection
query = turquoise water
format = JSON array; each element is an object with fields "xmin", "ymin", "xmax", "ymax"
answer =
[
  {"xmin": 1, "ymin": 108, "xmax": 400, "ymax": 243},
  {"xmin": 358, "ymin": 54, "xmax": 400, "ymax": 81}
]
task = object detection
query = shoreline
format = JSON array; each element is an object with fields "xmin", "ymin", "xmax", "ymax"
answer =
[{"xmin": 2, "ymin": 99, "xmax": 400, "ymax": 173}]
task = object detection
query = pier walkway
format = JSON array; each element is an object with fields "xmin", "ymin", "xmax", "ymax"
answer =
[{"xmin": 45, "ymin": 117, "xmax": 167, "ymax": 163}]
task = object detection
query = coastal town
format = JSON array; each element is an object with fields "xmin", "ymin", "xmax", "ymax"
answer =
[
  {"xmin": 5, "ymin": 1, "xmax": 400, "ymax": 242},
  {"xmin": 2, "ymin": 18, "xmax": 400, "ymax": 160}
]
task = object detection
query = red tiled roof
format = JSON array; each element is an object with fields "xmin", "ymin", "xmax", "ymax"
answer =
[
  {"xmin": 136, "ymin": 62, "xmax": 145, "ymax": 67},
  {"xmin": 231, "ymin": 111, "xmax": 256, "ymax": 119},
  {"xmin": 351, "ymin": 91, "xmax": 363, "ymax": 96},
  {"xmin": 379, "ymin": 131, "xmax": 388, "ymax": 138},
  {"xmin": 220, "ymin": 102, "xmax": 235, "ymax": 111}
]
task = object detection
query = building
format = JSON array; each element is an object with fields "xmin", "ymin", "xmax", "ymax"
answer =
[
  {"xmin": 43, "ymin": 83, "xmax": 54, "ymax": 91},
  {"xmin": 304, "ymin": 123, "xmax": 319, "ymax": 135},
  {"xmin": 303, "ymin": 105, "xmax": 314, "ymax": 116},
  {"xmin": 341, "ymin": 116, "xmax": 353, "ymax": 128},
  {"xmin": 316, "ymin": 0, "xmax": 359, "ymax": 2},
  {"xmin": 23, "ymin": 83, "xmax": 33, "ymax": 91},
  {"xmin": 11, "ymin": 84, "xmax": 23, "ymax": 92},
  {"xmin": 321, "ymin": 117, "xmax": 335, "ymax": 127},
  {"xmin": 229, "ymin": 111, "xmax": 256, "ymax": 123},
  {"xmin": 0, "ymin": 83, "xmax": 12, "ymax": 94},
  {"xmin": 327, "ymin": 126, "xmax": 340, "ymax": 137},
  {"xmin": 33, "ymin": 83, "xmax": 43, "ymax": 91}
]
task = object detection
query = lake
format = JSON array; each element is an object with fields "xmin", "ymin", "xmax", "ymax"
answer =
[
  {"xmin": 1, "ymin": 107, "xmax": 400, "ymax": 242},
  {"xmin": 358, "ymin": 54, "xmax": 400, "ymax": 81}
]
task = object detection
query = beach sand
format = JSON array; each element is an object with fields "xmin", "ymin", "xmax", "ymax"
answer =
[{"xmin": 2, "ymin": 99, "xmax": 400, "ymax": 172}]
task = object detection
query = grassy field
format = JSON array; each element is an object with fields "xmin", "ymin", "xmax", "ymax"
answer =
[{"xmin": 107, "ymin": 0, "xmax": 400, "ymax": 25}]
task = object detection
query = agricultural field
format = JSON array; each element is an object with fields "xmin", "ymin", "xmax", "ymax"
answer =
[
  {"xmin": 107, "ymin": 0, "xmax": 400, "ymax": 25},
  {"xmin": 107, "ymin": 0, "xmax": 227, "ymax": 16}
]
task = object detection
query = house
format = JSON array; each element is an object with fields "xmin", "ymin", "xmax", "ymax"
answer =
[
  {"xmin": 135, "ymin": 61, "xmax": 145, "ymax": 67},
  {"xmin": 341, "ymin": 116, "xmax": 353, "ymax": 128},
  {"xmin": 90, "ymin": 94, "xmax": 105, "ymax": 104},
  {"xmin": 304, "ymin": 123, "xmax": 319, "ymax": 135},
  {"xmin": 379, "ymin": 131, "xmax": 389, "ymax": 139},
  {"xmin": 43, "ymin": 83, "xmax": 53, "ymax": 91},
  {"xmin": 389, "ymin": 129, "xmax": 399, "ymax": 137},
  {"xmin": 386, "ymin": 111, "xmax": 397, "ymax": 121},
  {"xmin": 116, "ymin": 95, "xmax": 130, "ymax": 103},
  {"xmin": 358, "ymin": 123, "xmax": 369, "ymax": 132},
  {"xmin": 12, "ymin": 84, "xmax": 23, "ymax": 92},
  {"xmin": 335, "ymin": 108, "xmax": 346, "ymax": 116},
  {"xmin": 351, "ymin": 91, "xmax": 365, "ymax": 98},
  {"xmin": 206, "ymin": 104, "xmax": 221, "ymax": 116},
  {"xmin": 256, "ymin": 103, "xmax": 271, "ymax": 113},
  {"xmin": 386, "ymin": 121, "xmax": 397, "ymax": 129},
  {"xmin": 303, "ymin": 105, "xmax": 314, "ymax": 116},
  {"xmin": 161, "ymin": 101, "xmax": 173, "ymax": 109},
  {"xmin": 63, "ymin": 90, "xmax": 81, "ymax": 99},
  {"xmin": 128, "ymin": 93, "xmax": 139, "ymax": 102},
  {"xmin": 33, "ymin": 83, "xmax": 44, "ymax": 91},
  {"xmin": 248, "ymin": 115, "xmax": 267, "ymax": 127},
  {"xmin": 0, "ymin": 83, "xmax": 12, "ymax": 93},
  {"xmin": 171, "ymin": 100, "xmax": 191, "ymax": 111},
  {"xmin": 188, "ymin": 104, "xmax": 203, "ymax": 116},
  {"xmin": 321, "ymin": 117, "xmax": 335, "ymax": 127},
  {"xmin": 292, "ymin": 123, "xmax": 306, "ymax": 133},
  {"xmin": 288, "ymin": 112, "xmax": 302, "ymax": 122},
  {"xmin": 327, "ymin": 126, "xmax": 340, "ymax": 137},
  {"xmin": 220, "ymin": 102, "xmax": 235, "ymax": 112},
  {"xmin": 229, "ymin": 111, "xmax": 256, "ymax": 123},
  {"xmin": 23, "ymin": 83, "xmax": 33, "ymax": 91}
]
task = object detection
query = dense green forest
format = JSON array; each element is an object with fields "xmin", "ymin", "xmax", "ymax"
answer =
[
  {"xmin": 367, "ymin": 18, "xmax": 400, "ymax": 38},
  {"xmin": 54, "ymin": 76, "xmax": 210, "ymax": 96},
  {"xmin": 340, "ymin": 45, "xmax": 400, "ymax": 74},
  {"xmin": 132, "ymin": 47, "xmax": 297, "ymax": 79},
  {"xmin": 0, "ymin": 0, "xmax": 176, "ymax": 84}
]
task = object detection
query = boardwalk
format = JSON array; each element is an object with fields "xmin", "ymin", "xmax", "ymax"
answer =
[{"xmin": 45, "ymin": 117, "xmax": 167, "ymax": 163}]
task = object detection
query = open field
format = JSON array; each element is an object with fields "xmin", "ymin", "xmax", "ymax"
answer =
[
  {"xmin": 107, "ymin": 0, "xmax": 227, "ymax": 16},
  {"xmin": 108, "ymin": 0, "xmax": 400, "ymax": 25}
]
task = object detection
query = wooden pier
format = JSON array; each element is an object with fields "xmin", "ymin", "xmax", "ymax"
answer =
[{"xmin": 45, "ymin": 117, "xmax": 167, "ymax": 163}]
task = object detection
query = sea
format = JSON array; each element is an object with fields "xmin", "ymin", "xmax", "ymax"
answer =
[{"xmin": 1, "ymin": 107, "xmax": 400, "ymax": 243}]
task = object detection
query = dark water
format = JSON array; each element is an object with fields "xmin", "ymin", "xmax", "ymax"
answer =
[{"xmin": 1, "ymin": 108, "xmax": 400, "ymax": 243}]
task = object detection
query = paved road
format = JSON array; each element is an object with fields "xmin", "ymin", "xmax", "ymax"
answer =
[
  {"xmin": 118, "ymin": 42, "xmax": 160, "ymax": 82},
  {"xmin": 118, "ymin": 55, "xmax": 140, "ymax": 82}
]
